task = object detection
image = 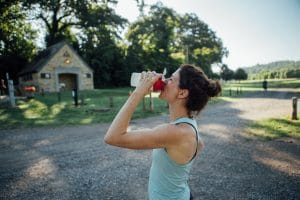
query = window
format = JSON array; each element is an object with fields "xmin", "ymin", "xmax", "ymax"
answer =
[
  {"xmin": 86, "ymin": 73, "xmax": 92, "ymax": 78},
  {"xmin": 22, "ymin": 74, "xmax": 33, "ymax": 81},
  {"xmin": 41, "ymin": 73, "xmax": 51, "ymax": 79}
]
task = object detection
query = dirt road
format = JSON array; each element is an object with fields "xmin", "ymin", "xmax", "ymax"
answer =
[{"xmin": 0, "ymin": 89, "xmax": 299, "ymax": 200}]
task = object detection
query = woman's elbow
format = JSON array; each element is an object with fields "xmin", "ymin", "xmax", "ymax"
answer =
[
  {"xmin": 104, "ymin": 132, "xmax": 123, "ymax": 146},
  {"xmin": 104, "ymin": 134, "xmax": 115, "ymax": 145}
]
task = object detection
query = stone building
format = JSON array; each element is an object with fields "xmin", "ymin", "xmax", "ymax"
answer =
[{"xmin": 18, "ymin": 41, "xmax": 94, "ymax": 93}]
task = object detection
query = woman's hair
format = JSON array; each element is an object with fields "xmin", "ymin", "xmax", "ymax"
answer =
[{"xmin": 179, "ymin": 64, "xmax": 221, "ymax": 117}]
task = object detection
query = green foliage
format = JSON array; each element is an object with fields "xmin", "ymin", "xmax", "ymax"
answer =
[
  {"xmin": 245, "ymin": 60, "xmax": 300, "ymax": 80},
  {"xmin": 0, "ymin": 1, "xmax": 37, "ymax": 83},
  {"xmin": 126, "ymin": 3, "xmax": 181, "ymax": 74},
  {"xmin": 126, "ymin": 2, "xmax": 227, "ymax": 77},
  {"xmin": 0, "ymin": 1, "xmax": 36, "ymax": 59},
  {"xmin": 77, "ymin": 3, "xmax": 128, "ymax": 88},
  {"xmin": 178, "ymin": 13, "xmax": 228, "ymax": 76},
  {"xmin": 220, "ymin": 64, "xmax": 234, "ymax": 81},
  {"xmin": 1, "ymin": 0, "xmax": 228, "ymax": 88},
  {"xmin": 234, "ymin": 68, "xmax": 248, "ymax": 80}
]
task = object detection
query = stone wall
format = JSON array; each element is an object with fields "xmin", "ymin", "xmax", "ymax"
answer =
[{"xmin": 19, "ymin": 44, "xmax": 94, "ymax": 93}]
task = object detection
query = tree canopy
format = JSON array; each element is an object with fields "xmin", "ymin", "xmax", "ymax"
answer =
[{"xmin": 1, "ymin": 0, "xmax": 229, "ymax": 88}]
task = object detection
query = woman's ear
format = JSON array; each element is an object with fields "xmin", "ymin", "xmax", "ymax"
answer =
[{"xmin": 177, "ymin": 89, "xmax": 189, "ymax": 99}]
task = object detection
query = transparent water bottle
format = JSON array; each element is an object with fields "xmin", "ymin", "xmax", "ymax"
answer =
[{"xmin": 130, "ymin": 69, "xmax": 166, "ymax": 92}]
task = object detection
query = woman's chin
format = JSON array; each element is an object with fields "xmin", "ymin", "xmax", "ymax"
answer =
[
  {"xmin": 158, "ymin": 91, "xmax": 165, "ymax": 100},
  {"xmin": 158, "ymin": 90, "xmax": 164, "ymax": 100}
]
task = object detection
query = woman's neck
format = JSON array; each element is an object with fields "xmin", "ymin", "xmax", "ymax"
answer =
[{"xmin": 168, "ymin": 102, "xmax": 189, "ymax": 122}]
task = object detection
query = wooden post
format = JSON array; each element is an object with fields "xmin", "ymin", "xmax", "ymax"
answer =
[
  {"xmin": 292, "ymin": 97, "xmax": 298, "ymax": 120},
  {"xmin": 8, "ymin": 80, "xmax": 16, "ymax": 107},
  {"xmin": 109, "ymin": 96, "xmax": 113, "ymax": 108},
  {"xmin": 149, "ymin": 92, "xmax": 154, "ymax": 111},
  {"xmin": 143, "ymin": 97, "xmax": 146, "ymax": 111},
  {"xmin": 72, "ymin": 88, "xmax": 78, "ymax": 107}
]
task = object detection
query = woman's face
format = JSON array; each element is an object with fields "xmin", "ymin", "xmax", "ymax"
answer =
[{"xmin": 159, "ymin": 68, "xmax": 181, "ymax": 101}]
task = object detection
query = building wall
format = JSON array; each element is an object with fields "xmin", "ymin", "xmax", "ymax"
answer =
[{"xmin": 19, "ymin": 44, "xmax": 94, "ymax": 93}]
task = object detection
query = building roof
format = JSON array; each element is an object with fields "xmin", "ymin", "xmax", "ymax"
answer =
[{"xmin": 18, "ymin": 41, "xmax": 92, "ymax": 76}]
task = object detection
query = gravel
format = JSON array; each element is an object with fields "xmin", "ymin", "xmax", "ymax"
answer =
[{"xmin": 0, "ymin": 88, "xmax": 299, "ymax": 200}]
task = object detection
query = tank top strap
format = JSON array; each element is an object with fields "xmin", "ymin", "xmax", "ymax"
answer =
[{"xmin": 171, "ymin": 117, "xmax": 198, "ymax": 136}]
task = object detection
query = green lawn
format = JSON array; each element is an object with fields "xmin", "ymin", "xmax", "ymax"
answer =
[
  {"xmin": 223, "ymin": 78, "xmax": 300, "ymax": 89},
  {"xmin": 1, "ymin": 78, "xmax": 299, "ymax": 129},
  {"xmin": 219, "ymin": 78, "xmax": 300, "ymax": 100},
  {"xmin": 245, "ymin": 117, "xmax": 300, "ymax": 140},
  {"xmin": 0, "ymin": 88, "xmax": 170, "ymax": 129}
]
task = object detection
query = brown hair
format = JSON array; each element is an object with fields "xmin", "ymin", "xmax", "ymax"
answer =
[{"xmin": 179, "ymin": 64, "xmax": 221, "ymax": 117}]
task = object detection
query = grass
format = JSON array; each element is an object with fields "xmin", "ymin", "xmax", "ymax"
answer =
[
  {"xmin": 219, "ymin": 78, "xmax": 300, "ymax": 101},
  {"xmin": 223, "ymin": 78, "xmax": 300, "ymax": 89},
  {"xmin": 0, "ymin": 78, "xmax": 299, "ymax": 129},
  {"xmin": 245, "ymin": 117, "xmax": 300, "ymax": 140},
  {"xmin": 0, "ymin": 88, "xmax": 169, "ymax": 129}
]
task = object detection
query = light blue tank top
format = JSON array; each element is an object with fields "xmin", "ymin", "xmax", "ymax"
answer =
[{"xmin": 148, "ymin": 117, "xmax": 199, "ymax": 200}]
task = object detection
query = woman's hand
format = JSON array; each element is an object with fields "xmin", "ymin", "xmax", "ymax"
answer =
[{"xmin": 135, "ymin": 71, "xmax": 162, "ymax": 96}]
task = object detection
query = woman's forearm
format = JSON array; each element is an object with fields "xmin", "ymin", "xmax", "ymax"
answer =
[{"xmin": 104, "ymin": 90, "xmax": 144, "ymax": 144}]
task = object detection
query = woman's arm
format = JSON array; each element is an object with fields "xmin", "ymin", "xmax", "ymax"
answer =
[
  {"xmin": 104, "ymin": 71, "xmax": 174, "ymax": 149},
  {"xmin": 104, "ymin": 89, "xmax": 144, "ymax": 146}
]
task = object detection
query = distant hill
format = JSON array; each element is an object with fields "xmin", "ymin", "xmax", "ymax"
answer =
[
  {"xmin": 242, "ymin": 60, "xmax": 300, "ymax": 79},
  {"xmin": 243, "ymin": 60, "xmax": 300, "ymax": 74}
]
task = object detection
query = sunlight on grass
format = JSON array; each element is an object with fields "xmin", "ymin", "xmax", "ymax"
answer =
[
  {"xmin": 80, "ymin": 118, "xmax": 93, "ymax": 124},
  {"xmin": 246, "ymin": 117, "xmax": 300, "ymax": 140},
  {"xmin": 1, "ymin": 80, "xmax": 298, "ymax": 129},
  {"xmin": 18, "ymin": 101, "xmax": 30, "ymax": 109},
  {"xmin": 23, "ymin": 99, "xmax": 48, "ymax": 119},
  {"xmin": 0, "ymin": 113, "xmax": 9, "ymax": 120},
  {"xmin": 35, "ymin": 119, "xmax": 55, "ymax": 125},
  {"xmin": 50, "ymin": 102, "xmax": 67, "ymax": 117}
]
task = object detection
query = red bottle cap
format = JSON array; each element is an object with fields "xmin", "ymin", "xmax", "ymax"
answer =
[{"xmin": 153, "ymin": 78, "xmax": 165, "ymax": 91}]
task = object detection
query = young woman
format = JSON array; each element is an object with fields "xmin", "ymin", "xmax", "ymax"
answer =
[{"xmin": 104, "ymin": 64, "xmax": 221, "ymax": 199}]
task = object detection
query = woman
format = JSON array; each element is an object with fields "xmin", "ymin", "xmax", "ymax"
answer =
[{"xmin": 104, "ymin": 64, "xmax": 221, "ymax": 199}]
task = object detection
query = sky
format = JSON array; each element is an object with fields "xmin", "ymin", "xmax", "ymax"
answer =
[{"xmin": 114, "ymin": 0, "xmax": 300, "ymax": 70}]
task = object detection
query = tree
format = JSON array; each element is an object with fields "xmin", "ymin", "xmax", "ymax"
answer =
[
  {"xmin": 0, "ymin": 1, "xmax": 37, "ymax": 83},
  {"xmin": 126, "ymin": 2, "xmax": 228, "ymax": 77},
  {"xmin": 220, "ymin": 64, "xmax": 234, "ymax": 81},
  {"xmin": 22, "ymin": 0, "xmax": 128, "ymax": 87},
  {"xmin": 177, "ymin": 13, "xmax": 228, "ymax": 76},
  {"xmin": 126, "ymin": 2, "xmax": 180, "ymax": 74},
  {"xmin": 78, "ymin": 2, "xmax": 128, "ymax": 87},
  {"xmin": 22, "ymin": 0, "xmax": 121, "ymax": 47},
  {"xmin": 22, "ymin": 0, "xmax": 79, "ymax": 47},
  {"xmin": 234, "ymin": 68, "xmax": 247, "ymax": 80},
  {"xmin": 0, "ymin": 1, "xmax": 36, "ymax": 59}
]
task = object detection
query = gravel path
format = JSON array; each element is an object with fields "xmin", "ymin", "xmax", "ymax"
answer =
[{"xmin": 0, "ymin": 88, "xmax": 299, "ymax": 200}]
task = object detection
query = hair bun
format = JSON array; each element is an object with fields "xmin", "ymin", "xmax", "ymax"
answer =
[{"xmin": 207, "ymin": 80, "xmax": 221, "ymax": 97}]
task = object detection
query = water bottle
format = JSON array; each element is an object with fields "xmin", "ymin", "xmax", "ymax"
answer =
[{"xmin": 130, "ymin": 72, "xmax": 165, "ymax": 92}]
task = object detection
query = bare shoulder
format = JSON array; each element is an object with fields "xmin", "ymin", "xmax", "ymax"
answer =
[
  {"xmin": 154, "ymin": 123, "xmax": 194, "ymax": 138},
  {"xmin": 156, "ymin": 123, "xmax": 197, "ymax": 146}
]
